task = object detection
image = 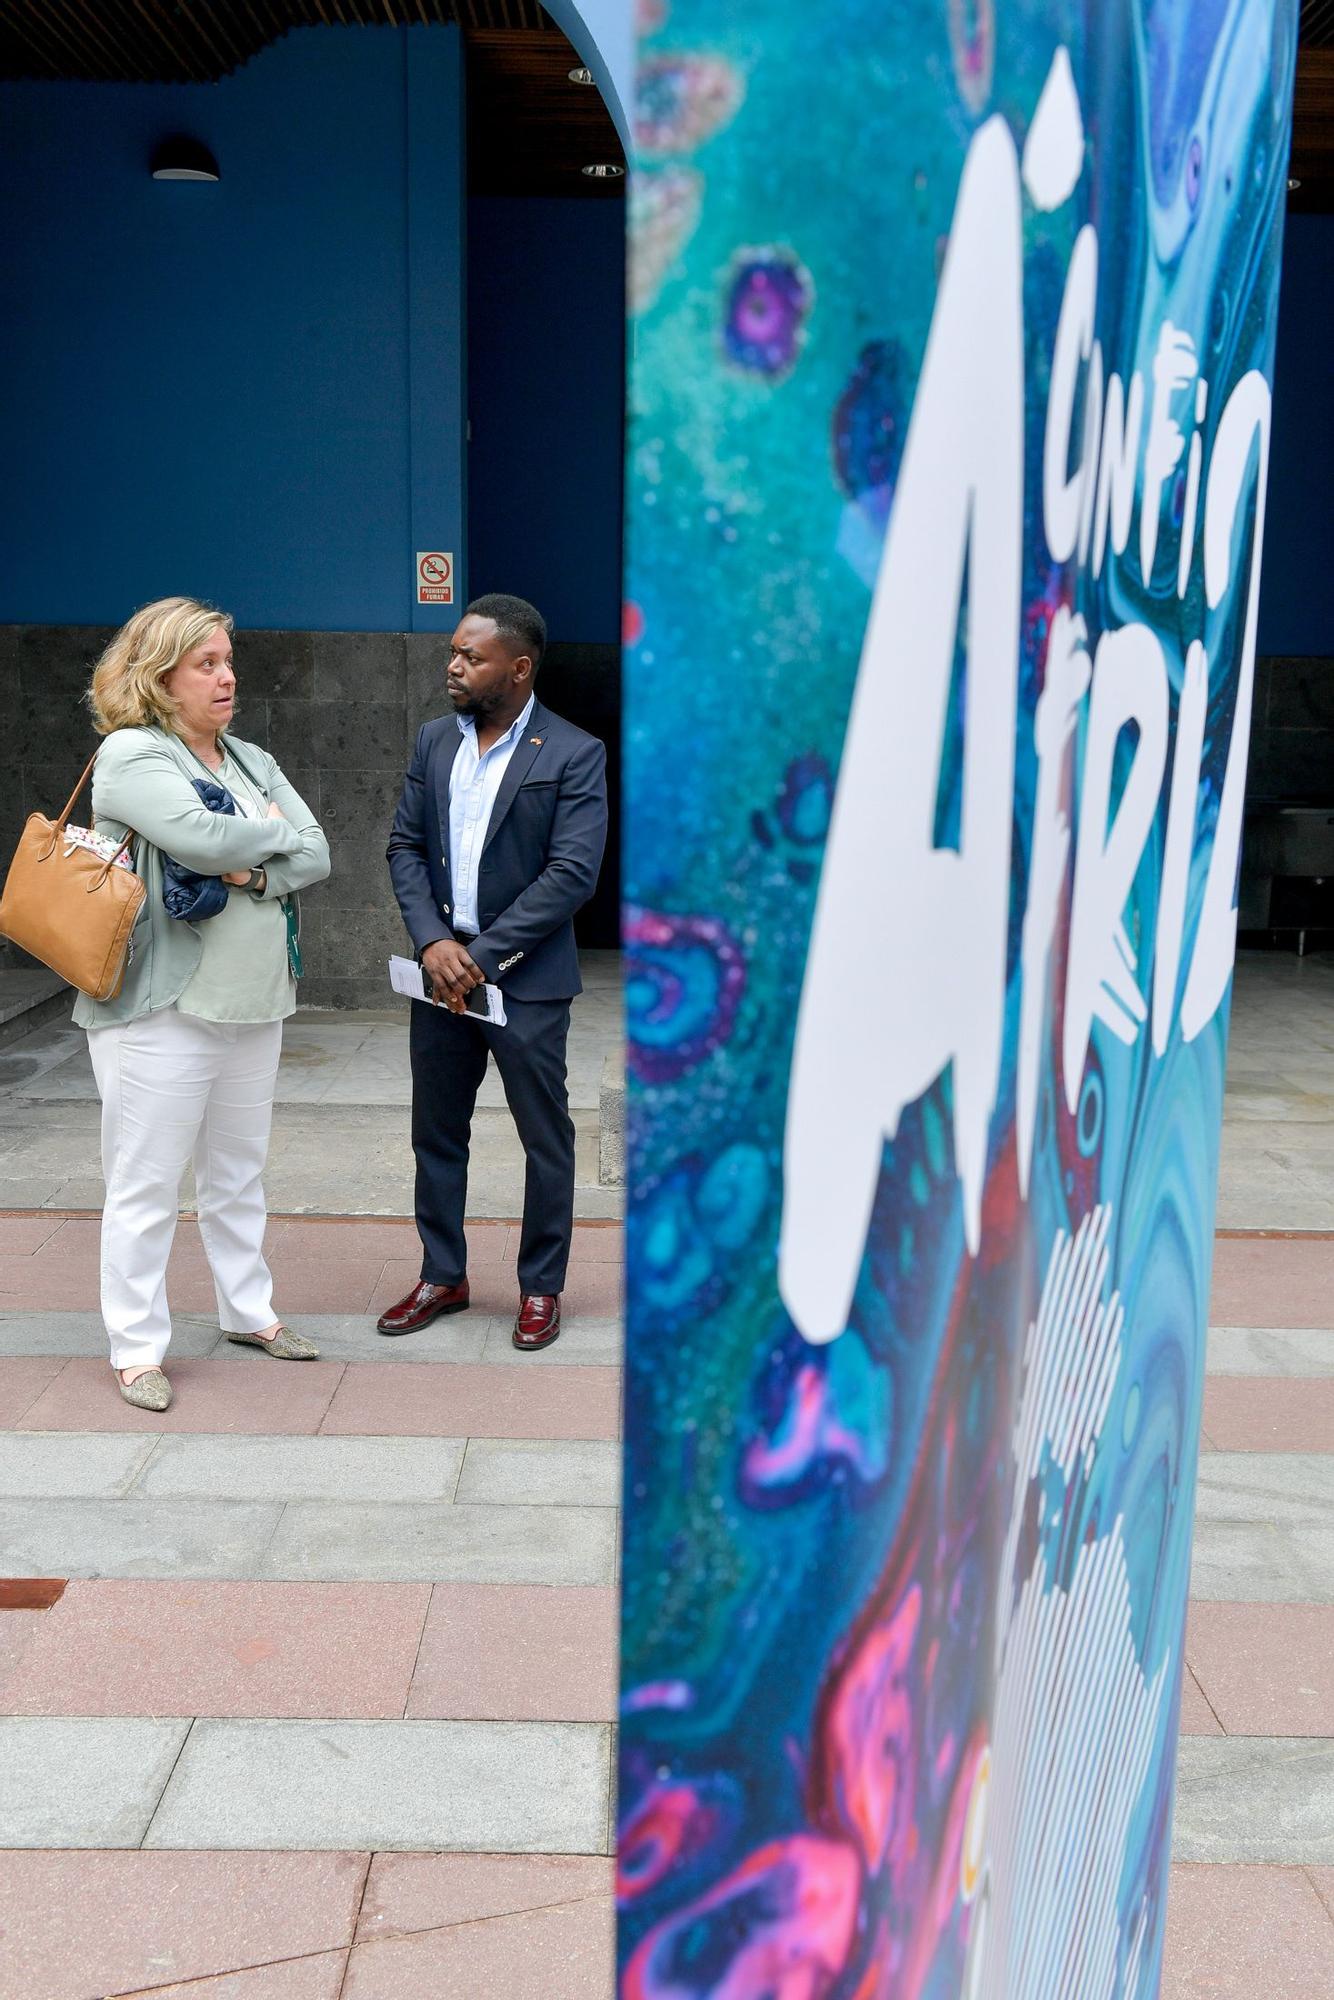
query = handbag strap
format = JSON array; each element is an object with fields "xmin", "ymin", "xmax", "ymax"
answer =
[
  {"xmin": 39, "ymin": 750, "xmax": 134, "ymax": 881},
  {"xmin": 56, "ymin": 752, "xmax": 99, "ymax": 831}
]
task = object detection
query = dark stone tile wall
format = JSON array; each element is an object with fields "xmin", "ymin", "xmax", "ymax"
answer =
[
  {"xmin": 1, "ymin": 625, "xmax": 621, "ymax": 1005},
  {"xmin": 1240, "ymin": 656, "xmax": 1334, "ymax": 939},
  {"xmin": 1246, "ymin": 656, "xmax": 1334, "ymax": 805},
  {"xmin": 0, "ymin": 624, "xmax": 109, "ymax": 979}
]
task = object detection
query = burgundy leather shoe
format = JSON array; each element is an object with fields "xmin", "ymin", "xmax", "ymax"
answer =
[
  {"xmin": 376, "ymin": 1279, "xmax": 470, "ymax": 1336},
  {"xmin": 512, "ymin": 1293, "xmax": 562, "ymax": 1351}
]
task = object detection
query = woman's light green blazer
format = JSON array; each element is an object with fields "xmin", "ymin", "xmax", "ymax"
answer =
[{"xmin": 73, "ymin": 725, "xmax": 330, "ymax": 1030}]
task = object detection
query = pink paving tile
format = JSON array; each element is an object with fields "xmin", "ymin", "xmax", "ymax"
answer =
[
  {"xmin": 261, "ymin": 1258, "xmax": 393, "ymax": 1316},
  {"xmin": 356, "ymin": 1852, "xmax": 614, "ymax": 1941},
  {"xmin": 268, "ymin": 1219, "xmax": 508, "ymax": 1266},
  {"xmin": 1161, "ymin": 1862, "xmax": 1334, "ymax": 1998},
  {"xmin": 561, "ymin": 1261, "xmax": 624, "ymax": 1315},
  {"xmin": 1209, "ymin": 1235, "xmax": 1334, "ymax": 1330},
  {"xmin": 343, "ymin": 1894, "xmax": 614, "ymax": 2000},
  {"xmin": 1200, "ymin": 1376, "xmax": 1334, "ymax": 1452},
  {"xmin": 0, "ymin": 1851, "xmax": 367, "ymax": 2000},
  {"xmin": 0, "ymin": 1232, "xmax": 392, "ymax": 1318},
  {"xmin": 0, "ymin": 1580, "xmax": 432, "ymax": 1719},
  {"xmin": 1310, "ymin": 1868, "xmax": 1334, "ymax": 1923},
  {"xmin": 0, "ymin": 1215, "xmax": 63, "ymax": 1254},
  {"xmin": 493, "ymin": 1224, "xmax": 623, "ymax": 1268},
  {"xmin": 320, "ymin": 1361, "xmax": 621, "ymax": 1440},
  {"xmin": 0, "ymin": 1355, "xmax": 67, "ymax": 1425},
  {"xmin": 407, "ymin": 1584, "xmax": 618, "ymax": 1722},
  {"xmin": 116, "ymin": 1949, "xmax": 348, "ymax": 1999},
  {"xmin": 1178, "ymin": 1664, "xmax": 1224, "ymax": 1736},
  {"xmin": 0, "ymin": 1262, "xmax": 102, "ymax": 1309},
  {"xmin": 562, "ymin": 1225, "xmax": 625, "ymax": 1268},
  {"xmin": 15, "ymin": 1357, "xmax": 345, "ymax": 1434},
  {"xmin": 42, "ymin": 1216, "xmax": 102, "ymax": 1252},
  {"xmin": 0, "ymin": 1607, "xmax": 44, "ymax": 1680},
  {"xmin": 1187, "ymin": 1603, "xmax": 1334, "ymax": 1735}
]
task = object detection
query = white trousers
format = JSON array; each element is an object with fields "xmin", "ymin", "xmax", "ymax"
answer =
[{"xmin": 88, "ymin": 1009, "xmax": 283, "ymax": 1371}]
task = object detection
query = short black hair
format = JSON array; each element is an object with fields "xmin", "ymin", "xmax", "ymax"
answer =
[{"xmin": 466, "ymin": 593, "xmax": 547, "ymax": 670}]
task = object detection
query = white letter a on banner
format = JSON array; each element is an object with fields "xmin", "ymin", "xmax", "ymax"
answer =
[{"xmin": 780, "ymin": 117, "xmax": 1024, "ymax": 1345}]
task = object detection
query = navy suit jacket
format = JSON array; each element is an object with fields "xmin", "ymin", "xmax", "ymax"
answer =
[{"xmin": 387, "ymin": 699, "xmax": 609, "ymax": 1001}]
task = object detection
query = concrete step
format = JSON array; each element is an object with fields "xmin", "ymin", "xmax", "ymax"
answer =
[{"xmin": 0, "ymin": 968, "xmax": 73, "ymax": 1051}]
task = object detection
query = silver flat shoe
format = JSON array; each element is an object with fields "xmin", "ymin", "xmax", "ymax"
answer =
[
  {"xmin": 117, "ymin": 1368, "xmax": 172, "ymax": 1412},
  {"xmin": 227, "ymin": 1324, "xmax": 320, "ymax": 1361}
]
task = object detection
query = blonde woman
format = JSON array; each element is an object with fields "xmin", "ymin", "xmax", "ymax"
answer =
[{"xmin": 77, "ymin": 597, "xmax": 331, "ymax": 1410}]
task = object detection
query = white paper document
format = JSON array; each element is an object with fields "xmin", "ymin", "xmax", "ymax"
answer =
[{"xmin": 388, "ymin": 954, "xmax": 507, "ymax": 1025}]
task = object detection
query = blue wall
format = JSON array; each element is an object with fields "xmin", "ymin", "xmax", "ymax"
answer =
[
  {"xmin": 1259, "ymin": 213, "xmax": 1334, "ymax": 656},
  {"xmin": 0, "ymin": 26, "xmax": 465, "ymax": 633},
  {"xmin": 467, "ymin": 197, "xmax": 625, "ymax": 645}
]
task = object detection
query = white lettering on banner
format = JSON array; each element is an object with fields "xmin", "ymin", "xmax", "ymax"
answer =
[
  {"xmin": 1181, "ymin": 370, "xmax": 1270, "ymax": 1038},
  {"xmin": 1062, "ymin": 623, "xmax": 1167, "ymax": 1109},
  {"xmin": 1017, "ymin": 609, "xmax": 1090, "ymax": 1196},
  {"xmin": 1140, "ymin": 325, "xmax": 1199, "ymax": 587},
  {"xmin": 780, "ymin": 116, "xmax": 1023, "ymax": 1345},
  {"xmin": 779, "ymin": 54, "xmax": 1273, "ymax": 1348}
]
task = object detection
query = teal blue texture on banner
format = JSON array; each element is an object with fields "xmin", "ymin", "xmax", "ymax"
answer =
[{"xmin": 619, "ymin": 3, "xmax": 1297, "ymax": 1996}]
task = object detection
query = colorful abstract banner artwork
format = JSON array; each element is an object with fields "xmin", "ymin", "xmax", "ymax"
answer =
[{"xmin": 619, "ymin": 2, "xmax": 1297, "ymax": 1996}]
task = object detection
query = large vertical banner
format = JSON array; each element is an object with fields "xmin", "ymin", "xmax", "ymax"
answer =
[{"xmin": 619, "ymin": 3, "xmax": 1296, "ymax": 1997}]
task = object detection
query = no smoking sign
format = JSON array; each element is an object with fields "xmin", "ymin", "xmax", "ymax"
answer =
[{"xmin": 416, "ymin": 550, "xmax": 454, "ymax": 605}]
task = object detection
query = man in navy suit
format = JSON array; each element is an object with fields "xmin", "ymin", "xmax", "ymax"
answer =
[{"xmin": 379, "ymin": 594, "xmax": 609, "ymax": 1351}]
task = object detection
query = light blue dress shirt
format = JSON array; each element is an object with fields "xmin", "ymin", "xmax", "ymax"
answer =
[{"xmin": 448, "ymin": 693, "xmax": 536, "ymax": 933}]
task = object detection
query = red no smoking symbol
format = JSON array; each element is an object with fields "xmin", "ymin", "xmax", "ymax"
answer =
[{"xmin": 419, "ymin": 552, "xmax": 451, "ymax": 588}]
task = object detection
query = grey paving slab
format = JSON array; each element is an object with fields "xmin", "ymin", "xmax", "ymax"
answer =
[
  {"xmin": 0, "ymin": 1717, "xmax": 191, "ymax": 1847},
  {"xmin": 0, "ymin": 1432, "xmax": 158, "ymax": 1499},
  {"xmin": 214, "ymin": 1313, "xmax": 495, "ymax": 1365},
  {"xmin": 1173, "ymin": 1738, "xmax": 1334, "ymax": 1863},
  {"xmin": 0, "ymin": 1310, "xmax": 223, "ymax": 1359},
  {"xmin": 260, "ymin": 1500, "xmax": 616, "ymax": 1584},
  {"xmin": 0, "ymin": 974, "xmax": 625, "ymax": 1219},
  {"xmin": 456, "ymin": 1439, "xmax": 622, "ymax": 1509},
  {"xmin": 1193, "ymin": 1453, "xmax": 1334, "ymax": 1526},
  {"xmin": 0, "ymin": 1498, "xmax": 284, "ymax": 1579},
  {"xmin": 1189, "ymin": 1519, "xmax": 1334, "ymax": 1601},
  {"xmin": 1189, "ymin": 1453, "xmax": 1334, "ymax": 1600},
  {"xmin": 480, "ymin": 1316, "xmax": 624, "ymax": 1367},
  {"xmin": 134, "ymin": 1434, "xmax": 467, "ymax": 1504},
  {"xmin": 0, "ymin": 1310, "xmax": 626, "ymax": 1366},
  {"xmin": 1206, "ymin": 1325, "xmax": 1334, "ymax": 1376},
  {"xmin": 144, "ymin": 1718, "xmax": 611, "ymax": 1853}
]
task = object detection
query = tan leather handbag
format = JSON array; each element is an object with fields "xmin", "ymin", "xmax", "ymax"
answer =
[{"xmin": 0, "ymin": 753, "xmax": 145, "ymax": 1001}]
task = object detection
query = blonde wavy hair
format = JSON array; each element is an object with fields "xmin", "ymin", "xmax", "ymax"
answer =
[{"xmin": 87, "ymin": 596, "xmax": 235, "ymax": 736}]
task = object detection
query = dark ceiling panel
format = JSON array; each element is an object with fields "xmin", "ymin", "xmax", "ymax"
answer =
[
  {"xmin": 0, "ymin": 2, "xmax": 551, "ymax": 82},
  {"xmin": 1300, "ymin": 1, "xmax": 1334, "ymax": 50},
  {"xmin": 0, "ymin": 0, "xmax": 621, "ymax": 198},
  {"xmin": 1290, "ymin": 47, "xmax": 1334, "ymax": 209},
  {"xmin": 468, "ymin": 27, "xmax": 623, "ymax": 197}
]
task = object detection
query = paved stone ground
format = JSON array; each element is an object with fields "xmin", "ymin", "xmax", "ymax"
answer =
[
  {"xmin": 0, "ymin": 950, "xmax": 1330, "ymax": 1995},
  {"xmin": 0, "ymin": 950, "xmax": 624, "ymax": 1219},
  {"xmin": 1215, "ymin": 951, "xmax": 1334, "ymax": 1230}
]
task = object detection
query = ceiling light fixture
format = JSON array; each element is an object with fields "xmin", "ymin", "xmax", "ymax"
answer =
[
  {"xmin": 151, "ymin": 136, "xmax": 220, "ymax": 182},
  {"xmin": 583, "ymin": 162, "xmax": 625, "ymax": 178},
  {"xmin": 568, "ymin": 66, "xmax": 596, "ymax": 85}
]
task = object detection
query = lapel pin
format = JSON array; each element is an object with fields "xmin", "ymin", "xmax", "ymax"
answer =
[{"xmin": 530, "ymin": 737, "xmax": 543, "ymax": 746}]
